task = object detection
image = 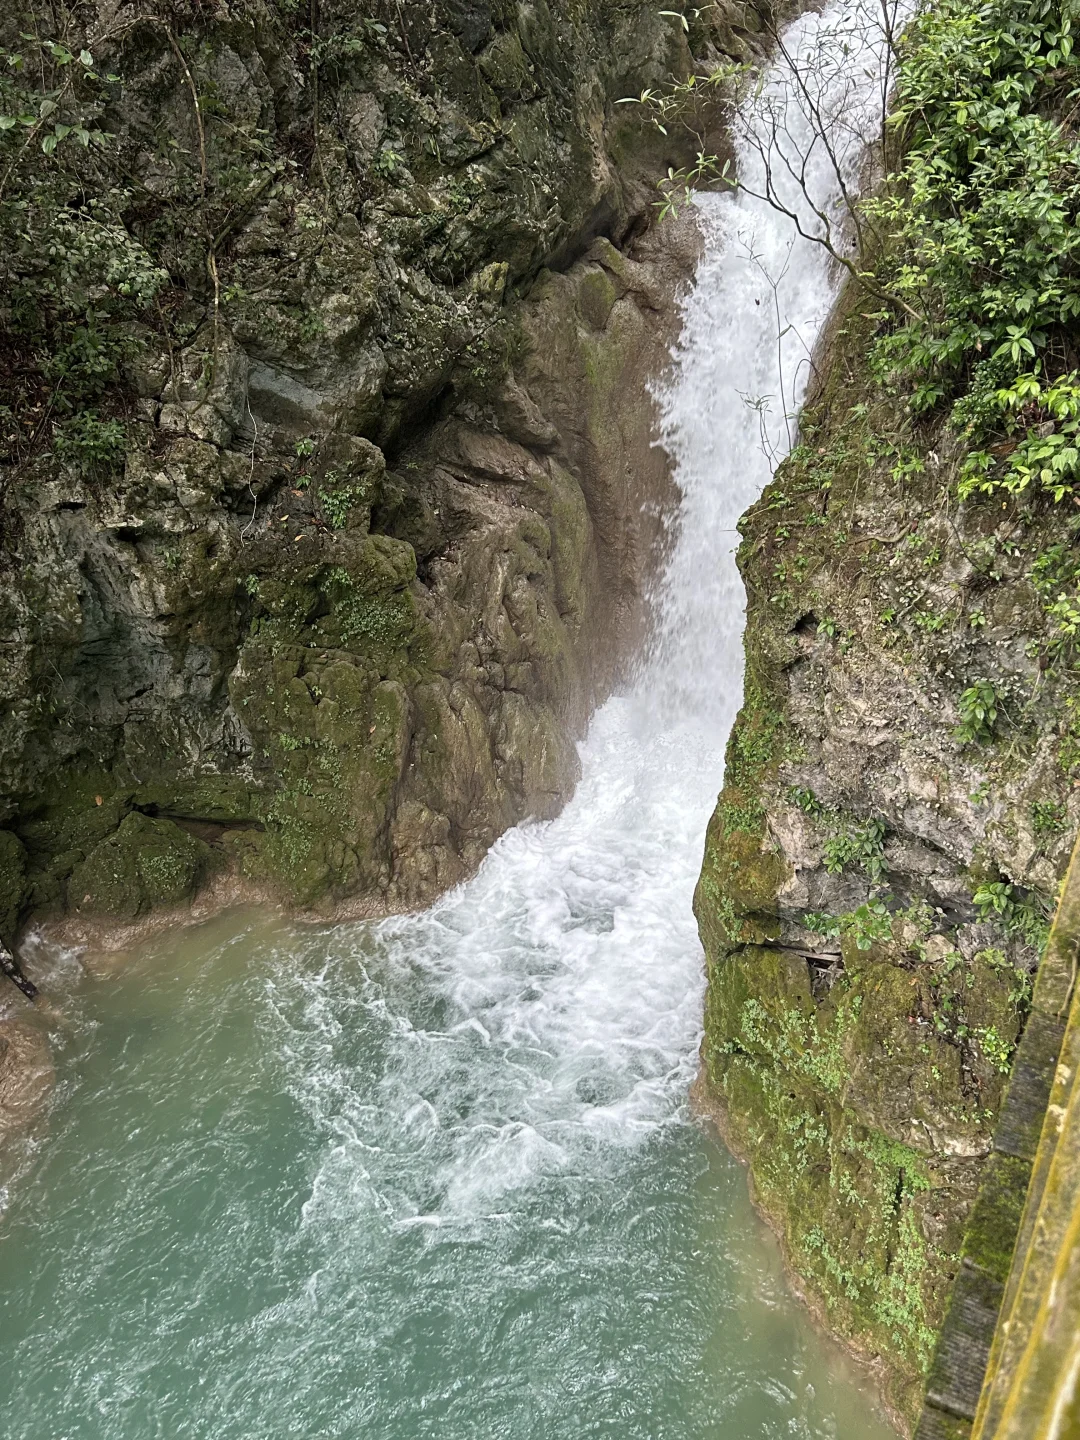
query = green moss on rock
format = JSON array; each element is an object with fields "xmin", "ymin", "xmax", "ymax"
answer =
[
  {"xmin": 695, "ymin": 270, "xmax": 1078, "ymax": 1423},
  {"xmin": 0, "ymin": 831, "xmax": 27, "ymax": 942},
  {"xmin": 0, "ymin": 0, "xmax": 765, "ymax": 930},
  {"xmin": 68, "ymin": 814, "xmax": 212, "ymax": 920},
  {"xmin": 705, "ymin": 942, "xmax": 965, "ymax": 1422}
]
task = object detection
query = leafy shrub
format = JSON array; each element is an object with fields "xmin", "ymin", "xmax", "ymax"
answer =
[
  {"xmin": 319, "ymin": 475, "xmax": 371, "ymax": 531},
  {"xmin": 823, "ymin": 818, "xmax": 888, "ymax": 883},
  {"xmin": 976, "ymin": 1024, "xmax": 1014, "ymax": 1074},
  {"xmin": 973, "ymin": 880, "xmax": 1050, "ymax": 951},
  {"xmin": 955, "ymin": 681, "xmax": 998, "ymax": 746},
  {"xmin": 53, "ymin": 413, "xmax": 126, "ymax": 474},
  {"xmin": 1031, "ymin": 798, "xmax": 1068, "ymax": 837},
  {"xmin": 0, "ymin": 8, "xmax": 290, "ymax": 493},
  {"xmin": 863, "ymin": 0, "xmax": 1080, "ymax": 502},
  {"xmin": 1029, "ymin": 542, "xmax": 1080, "ymax": 647},
  {"xmin": 806, "ymin": 899, "xmax": 894, "ymax": 951},
  {"xmin": 956, "ymin": 371, "xmax": 1080, "ymax": 501},
  {"xmin": 788, "ymin": 785, "xmax": 825, "ymax": 816}
]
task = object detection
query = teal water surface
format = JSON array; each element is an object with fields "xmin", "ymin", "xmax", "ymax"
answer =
[{"xmin": 0, "ymin": 905, "xmax": 893, "ymax": 1439}]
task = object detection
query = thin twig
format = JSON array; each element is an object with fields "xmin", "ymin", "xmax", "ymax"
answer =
[{"xmin": 163, "ymin": 25, "xmax": 220, "ymax": 345}]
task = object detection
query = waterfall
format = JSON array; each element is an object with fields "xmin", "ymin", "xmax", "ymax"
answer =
[{"xmin": 300, "ymin": 0, "xmax": 898, "ymax": 1216}]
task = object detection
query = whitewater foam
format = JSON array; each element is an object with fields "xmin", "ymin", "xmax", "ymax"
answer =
[{"xmin": 282, "ymin": 0, "xmax": 898, "ymax": 1226}]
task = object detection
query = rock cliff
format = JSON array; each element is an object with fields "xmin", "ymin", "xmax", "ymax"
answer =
[
  {"xmin": 0, "ymin": 0, "xmax": 767, "ymax": 939},
  {"xmin": 694, "ymin": 0, "xmax": 1080, "ymax": 1425},
  {"xmin": 694, "ymin": 296, "xmax": 1068, "ymax": 1427}
]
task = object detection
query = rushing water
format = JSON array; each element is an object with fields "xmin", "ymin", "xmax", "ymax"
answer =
[{"xmin": 1, "ymin": 5, "xmax": 900, "ymax": 1436}]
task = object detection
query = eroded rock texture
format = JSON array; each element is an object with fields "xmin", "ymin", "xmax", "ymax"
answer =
[
  {"xmin": 694, "ymin": 295, "xmax": 1079, "ymax": 1428},
  {"xmin": 0, "ymin": 0, "xmax": 768, "ymax": 932}
]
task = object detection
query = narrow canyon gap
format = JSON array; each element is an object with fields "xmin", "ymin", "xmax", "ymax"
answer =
[{"xmin": 1, "ymin": 2, "xmax": 901, "ymax": 1435}]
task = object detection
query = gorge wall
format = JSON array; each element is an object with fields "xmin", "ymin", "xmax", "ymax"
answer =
[
  {"xmin": 693, "ymin": 0, "xmax": 1080, "ymax": 1429},
  {"xmin": 0, "ymin": 0, "xmax": 769, "ymax": 944}
]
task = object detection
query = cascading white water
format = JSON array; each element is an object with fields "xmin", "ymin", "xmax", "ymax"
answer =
[
  {"xmin": 296, "ymin": 0, "xmax": 897, "ymax": 1214},
  {"xmin": 0, "ymin": 6, "xmax": 903, "ymax": 1436}
]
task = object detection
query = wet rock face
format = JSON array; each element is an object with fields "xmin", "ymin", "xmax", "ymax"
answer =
[
  {"xmin": 68, "ymin": 813, "xmax": 213, "ymax": 922},
  {"xmin": 0, "ymin": 1, "xmax": 761, "ymax": 932},
  {"xmin": 695, "ymin": 296, "xmax": 1079, "ymax": 1429}
]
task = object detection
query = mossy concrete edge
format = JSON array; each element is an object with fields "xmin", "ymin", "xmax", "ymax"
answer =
[{"xmin": 915, "ymin": 833, "xmax": 1080, "ymax": 1437}]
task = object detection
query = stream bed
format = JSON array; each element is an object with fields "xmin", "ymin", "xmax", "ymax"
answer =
[{"xmin": 1, "ymin": 3, "xmax": 900, "ymax": 1434}]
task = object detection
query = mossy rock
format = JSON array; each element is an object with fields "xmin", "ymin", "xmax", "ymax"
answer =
[
  {"xmin": 67, "ymin": 814, "xmax": 212, "ymax": 920},
  {"xmin": 706, "ymin": 944, "xmax": 857, "ymax": 1097},
  {"xmin": 230, "ymin": 647, "xmax": 412, "ymax": 904},
  {"xmin": 132, "ymin": 776, "xmax": 258, "ymax": 825},
  {"xmin": 0, "ymin": 830, "xmax": 27, "ymax": 941},
  {"xmin": 841, "ymin": 961, "xmax": 994, "ymax": 1155},
  {"xmin": 17, "ymin": 771, "xmax": 132, "ymax": 864},
  {"xmin": 695, "ymin": 798, "xmax": 786, "ymax": 957}
]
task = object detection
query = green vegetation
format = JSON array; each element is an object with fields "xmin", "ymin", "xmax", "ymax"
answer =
[
  {"xmin": 640, "ymin": 0, "xmax": 1080, "ymax": 520},
  {"xmin": 976, "ymin": 1024, "xmax": 1014, "ymax": 1074},
  {"xmin": 865, "ymin": 0, "xmax": 1080, "ymax": 506},
  {"xmin": 736, "ymin": 986, "xmax": 863, "ymax": 1096},
  {"xmin": 973, "ymin": 879, "xmax": 1051, "ymax": 950},
  {"xmin": 805, "ymin": 900, "xmax": 894, "ymax": 951},
  {"xmin": 318, "ymin": 473, "xmax": 373, "ymax": 531},
  {"xmin": 1032, "ymin": 798, "xmax": 1068, "ymax": 837},
  {"xmin": 787, "ymin": 787, "xmax": 889, "ymax": 883},
  {"xmin": 822, "ymin": 818, "xmax": 888, "ymax": 883},
  {"xmin": 0, "ymin": 24, "xmax": 166, "ymax": 477},
  {"xmin": 955, "ymin": 681, "xmax": 999, "ymax": 746},
  {"xmin": 702, "ymin": 939, "xmax": 967, "ymax": 1410},
  {"xmin": 1031, "ymin": 541, "xmax": 1080, "ymax": 648}
]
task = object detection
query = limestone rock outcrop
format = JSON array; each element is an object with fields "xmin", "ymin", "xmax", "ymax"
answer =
[
  {"xmin": 0, "ymin": 0, "xmax": 766, "ymax": 934},
  {"xmin": 695, "ymin": 293, "xmax": 1079, "ymax": 1428}
]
